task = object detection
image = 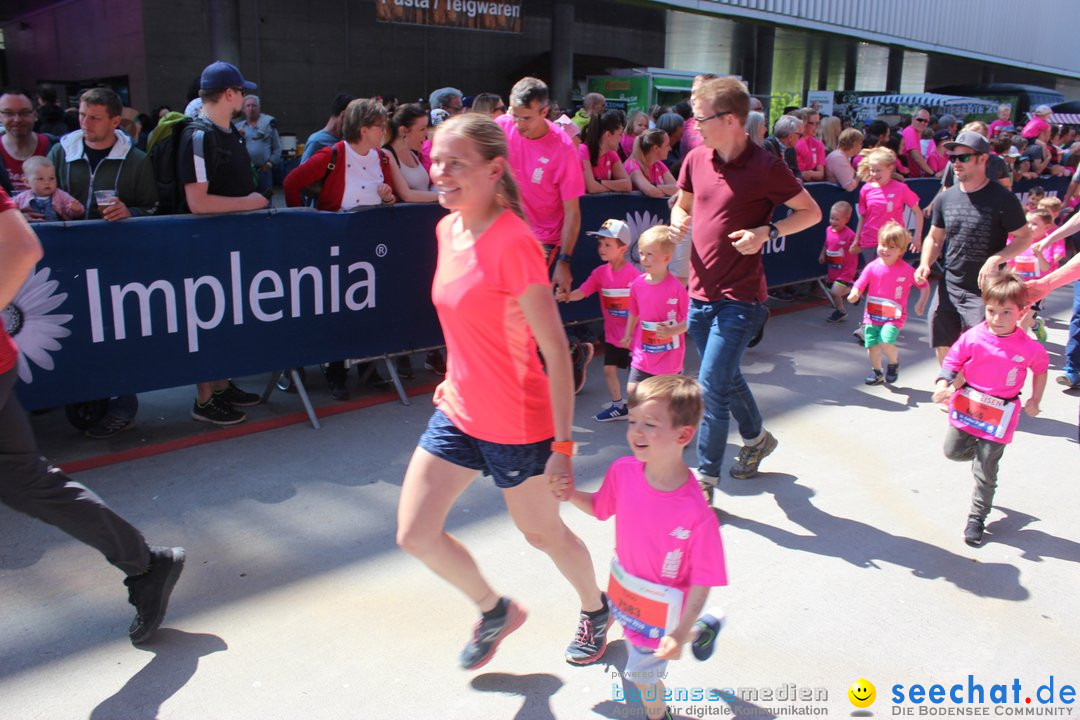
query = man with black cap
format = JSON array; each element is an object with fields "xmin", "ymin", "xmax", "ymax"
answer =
[
  {"xmin": 916, "ymin": 130, "xmax": 1031, "ymax": 366},
  {"xmin": 178, "ymin": 60, "xmax": 267, "ymax": 425}
]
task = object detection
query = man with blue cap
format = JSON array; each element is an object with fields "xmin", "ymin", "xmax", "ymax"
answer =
[{"xmin": 177, "ymin": 61, "xmax": 267, "ymax": 425}]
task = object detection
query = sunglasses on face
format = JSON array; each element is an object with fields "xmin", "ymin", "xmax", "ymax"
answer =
[
  {"xmin": 947, "ymin": 153, "xmax": 978, "ymax": 163},
  {"xmin": 914, "ymin": 118, "xmax": 929, "ymax": 124}
]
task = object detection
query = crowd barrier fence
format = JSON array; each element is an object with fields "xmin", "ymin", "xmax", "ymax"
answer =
[{"xmin": 9, "ymin": 176, "xmax": 1069, "ymax": 412}]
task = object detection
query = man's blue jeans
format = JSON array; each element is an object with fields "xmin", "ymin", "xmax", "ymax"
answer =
[
  {"xmin": 1064, "ymin": 281, "xmax": 1080, "ymax": 376},
  {"xmin": 688, "ymin": 298, "xmax": 769, "ymax": 478}
]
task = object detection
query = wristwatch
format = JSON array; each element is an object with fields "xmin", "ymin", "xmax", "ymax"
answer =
[
  {"xmin": 556, "ymin": 252, "xmax": 573, "ymax": 264},
  {"xmin": 767, "ymin": 223, "xmax": 780, "ymax": 242},
  {"xmin": 551, "ymin": 440, "xmax": 578, "ymax": 456}
]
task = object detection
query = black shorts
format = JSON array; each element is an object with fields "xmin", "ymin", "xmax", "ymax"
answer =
[
  {"xmin": 628, "ymin": 367, "xmax": 655, "ymax": 384},
  {"xmin": 604, "ymin": 344, "xmax": 631, "ymax": 369},
  {"xmin": 929, "ymin": 283, "xmax": 984, "ymax": 349}
]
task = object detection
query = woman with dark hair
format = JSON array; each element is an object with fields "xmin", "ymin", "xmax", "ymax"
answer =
[
  {"xmin": 382, "ymin": 103, "xmax": 439, "ymax": 203},
  {"xmin": 580, "ymin": 110, "xmax": 632, "ymax": 193},
  {"xmin": 656, "ymin": 112, "xmax": 686, "ymax": 173}
]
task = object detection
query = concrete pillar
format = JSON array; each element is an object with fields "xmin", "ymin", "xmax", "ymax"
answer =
[
  {"xmin": 886, "ymin": 46, "xmax": 904, "ymax": 93},
  {"xmin": 843, "ymin": 39, "xmax": 858, "ymax": 91},
  {"xmin": 208, "ymin": 0, "xmax": 242, "ymax": 66},
  {"xmin": 550, "ymin": 2, "xmax": 574, "ymax": 110},
  {"xmin": 817, "ymin": 36, "xmax": 830, "ymax": 91},
  {"xmin": 801, "ymin": 37, "xmax": 813, "ymax": 106},
  {"xmin": 753, "ymin": 24, "xmax": 774, "ymax": 97}
]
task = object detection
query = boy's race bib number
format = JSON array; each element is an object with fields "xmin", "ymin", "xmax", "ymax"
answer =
[
  {"xmin": 866, "ymin": 295, "xmax": 902, "ymax": 323},
  {"xmin": 1012, "ymin": 255, "xmax": 1039, "ymax": 280},
  {"xmin": 607, "ymin": 556, "xmax": 684, "ymax": 640},
  {"xmin": 641, "ymin": 320, "xmax": 679, "ymax": 353},
  {"xmin": 601, "ymin": 288, "xmax": 631, "ymax": 317},
  {"xmin": 950, "ymin": 386, "xmax": 1016, "ymax": 440},
  {"xmin": 825, "ymin": 248, "xmax": 845, "ymax": 271}
]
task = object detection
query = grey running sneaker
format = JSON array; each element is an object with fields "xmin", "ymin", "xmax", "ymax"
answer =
[
  {"xmin": 729, "ymin": 431, "xmax": 778, "ymax": 479},
  {"xmin": 694, "ymin": 469, "xmax": 720, "ymax": 505},
  {"xmin": 565, "ymin": 595, "xmax": 609, "ymax": 665},
  {"xmin": 191, "ymin": 396, "xmax": 245, "ymax": 426},
  {"xmin": 125, "ymin": 546, "xmax": 185, "ymax": 644},
  {"xmin": 964, "ymin": 516, "xmax": 985, "ymax": 547},
  {"xmin": 459, "ymin": 598, "xmax": 527, "ymax": 670}
]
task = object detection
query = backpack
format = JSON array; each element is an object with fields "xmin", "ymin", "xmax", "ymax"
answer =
[{"xmin": 146, "ymin": 112, "xmax": 215, "ymax": 214}]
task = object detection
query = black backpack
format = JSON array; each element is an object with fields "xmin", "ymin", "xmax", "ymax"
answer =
[{"xmin": 146, "ymin": 112, "xmax": 215, "ymax": 214}]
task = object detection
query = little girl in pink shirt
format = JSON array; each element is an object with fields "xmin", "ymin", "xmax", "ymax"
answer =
[
  {"xmin": 848, "ymin": 221, "xmax": 929, "ymax": 385},
  {"xmin": 851, "ymin": 148, "xmax": 924, "ymax": 265},
  {"xmin": 932, "ymin": 273, "xmax": 1048, "ymax": 547},
  {"xmin": 620, "ymin": 226, "xmax": 689, "ymax": 394}
]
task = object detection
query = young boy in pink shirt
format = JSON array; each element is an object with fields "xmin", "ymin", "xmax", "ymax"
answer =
[
  {"xmin": 561, "ymin": 218, "xmax": 642, "ymax": 422},
  {"xmin": 818, "ymin": 200, "xmax": 858, "ymax": 323},
  {"xmin": 848, "ymin": 221, "xmax": 930, "ymax": 385},
  {"xmin": 551, "ymin": 375, "xmax": 726, "ymax": 720},
  {"xmin": 620, "ymin": 226, "xmax": 689, "ymax": 396},
  {"xmin": 932, "ymin": 274, "xmax": 1048, "ymax": 547}
]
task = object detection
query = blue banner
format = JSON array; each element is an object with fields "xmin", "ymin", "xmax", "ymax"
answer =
[{"xmin": 9, "ymin": 176, "xmax": 1069, "ymax": 410}]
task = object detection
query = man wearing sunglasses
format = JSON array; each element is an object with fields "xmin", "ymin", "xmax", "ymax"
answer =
[
  {"xmin": 672, "ymin": 77, "xmax": 820, "ymax": 497},
  {"xmin": 902, "ymin": 108, "xmax": 941, "ymax": 179},
  {"xmin": 916, "ymin": 131, "xmax": 1030, "ymax": 365}
]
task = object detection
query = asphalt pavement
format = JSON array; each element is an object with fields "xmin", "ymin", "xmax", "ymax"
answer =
[{"xmin": 1, "ymin": 285, "xmax": 1077, "ymax": 720}]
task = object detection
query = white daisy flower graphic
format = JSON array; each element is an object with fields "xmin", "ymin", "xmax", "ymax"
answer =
[
  {"xmin": 624, "ymin": 209, "xmax": 666, "ymax": 268},
  {"xmin": 1, "ymin": 267, "xmax": 73, "ymax": 383}
]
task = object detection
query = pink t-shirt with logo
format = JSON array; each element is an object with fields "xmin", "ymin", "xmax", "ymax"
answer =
[
  {"xmin": 824, "ymin": 225, "xmax": 858, "ymax": 284},
  {"xmin": 578, "ymin": 262, "xmax": 642, "ymax": 345},
  {"xmin": 628, "ymin": 273, "xmax": 688, "ymax": 375},
  {"xmin": 796, "ymin": 136, "xmax": 827, "ymax": 173},
  {"xmin": 942, "ymin": 322, "xmax": 1049, "ymax": 444},
  {"xmin": 497, "ymin": 114, "xmax": 585, "ymax": 246},
  {"xmin": 577, "ymin": 143, "xmax": 620, "ymax": 182},
  {"xmin": 857, "ymin": 179, "xmax": 920, "ymax": 248},
  {"xmin": 593, "ymin": 456, "xmax": 728, "ymax": 649},
  {"xmin": 623, "ymin": 157, "xmax": 667, "ymax": 185},
  {"xmin": 901, "ymin": 124, "xmax": 934, "ymax": 178},
  {"xmin": 852, "ymin": 258, "xmax": 925, "ymax": 329},
  {"xmin": 988, "ymin": 119, "xmax": 1011, "ymax": 138},
  {"xmin": 431, "ymin": 210, "xmax": 554, "ymax": 444}
]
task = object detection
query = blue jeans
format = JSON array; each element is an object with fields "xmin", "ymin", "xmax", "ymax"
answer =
[
  {"xmin": 688, "ymin": 298, "xmax": 769, "ymax": 477},
  {"xmin": 1064, "ymin": 281, "xmax": 1080, "ymax": 376}
]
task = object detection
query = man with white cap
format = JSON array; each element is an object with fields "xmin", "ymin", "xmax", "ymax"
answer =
[{"xmin": 916, "ymin": 131, "xmax": 1031, "ymax": 366}]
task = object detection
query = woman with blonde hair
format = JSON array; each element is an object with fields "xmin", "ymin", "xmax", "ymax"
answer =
[
  {"xmin": 818, "ymin": 115, "xmax": 842, "ymax": 153},
  {"xmin": 396, "ymin": 113, "xmax": 608, "ymax": 671}
]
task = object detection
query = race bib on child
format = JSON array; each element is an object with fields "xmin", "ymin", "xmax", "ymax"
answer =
[
  {"xmin": 866, "ymin": 295, "xmax": 903, "ymax": 323},
  {"xmin": 640, "ymin": 320, "xmax": 680, "ymax": 353},
  {"xmin": 607, "ymin": 556, "xmax": 684, "ymax": 640},
  {"xmin": 601, "ymin": 288, "xmax": 631, "ymax": 317},
  {"xmin": 950, "ymin": 386, "xmax": 1016, "ymax": 441},
  {"xmin": 825, "ymin": 248, "xmax": 845, "ymax": 271},
  {"xmin": 1011, "ymin": 255, "xmax": 1040, "ymax": 280}
]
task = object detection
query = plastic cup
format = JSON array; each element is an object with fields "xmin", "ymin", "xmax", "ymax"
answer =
[{"xmin": 94, "ymin": 189, "xmax": 117, "ymax": 206}]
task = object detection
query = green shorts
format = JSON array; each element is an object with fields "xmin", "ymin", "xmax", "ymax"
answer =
[{"xmin": 864, "ymin": 322, "xmax": 900, "ymax": 347}]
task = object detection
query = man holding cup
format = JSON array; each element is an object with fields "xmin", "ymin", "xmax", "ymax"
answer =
[{"xmin": 46, "ymin": 87, "xmax": 158, "ymax": 220}]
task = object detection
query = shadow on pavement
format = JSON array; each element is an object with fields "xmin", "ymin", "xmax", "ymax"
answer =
[
  {"xmin": 719, "ymin": 473, "xmax": 1029, "ymax": 601},
  {"xmin": 89, "ymin": 629, "xmax": 227, "ymax": 720},
  {"xmin": 470, "ymin": 671, "xmax": 563, "ymax": 720},
  {"xmin": 985, "ymin": 507, "xmax": 1080, "ymax": 564}
]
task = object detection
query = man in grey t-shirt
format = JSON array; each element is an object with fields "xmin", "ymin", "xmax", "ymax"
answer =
[{"xmin": 916, "ymin": 132, "xmax": 1031, "ymax": 364}]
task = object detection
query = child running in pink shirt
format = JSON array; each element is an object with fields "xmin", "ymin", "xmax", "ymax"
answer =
[
  {"xmin": 848, "ymin": 221, "xmax": 930, "ymax": 385},
  {"xmin": 1008, "ymin": 209, "xmax": 1059, "ymax": 342},
  {"xmin": 818, "ymin": 200, "xmax": 858, "ymax": 323},
  {"xmin": 620, "ymin": 226, "xmax": 689, "ymax": 395},
  {"xmin": 561, "ymin": 218, "xmax": 642, "ymax": 422},
  {"xmin": 932, "ymin": 274, "xmax": 1048, "ymax": 547},
  {"xmin": 552, "ymin": 375, "xmax": 727, "ymax": 720},
  {"xmin": 851, "ymin": 148, "xmax": 924, "ymax": 265}
]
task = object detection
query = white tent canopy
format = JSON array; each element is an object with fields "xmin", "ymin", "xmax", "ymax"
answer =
[{"xmin": 857, "ymin": 93, "xmax": 1000, "ymax": 116}]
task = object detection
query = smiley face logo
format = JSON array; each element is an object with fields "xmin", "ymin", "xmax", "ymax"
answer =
[{"xmin": 848, "ymin": 678, "xmax": 876, "ymax": 708}]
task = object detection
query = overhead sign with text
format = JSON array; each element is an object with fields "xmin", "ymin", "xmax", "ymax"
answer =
[{"xmin": 375, "ymin": 0, "xmax": 523, "ymax": 33}]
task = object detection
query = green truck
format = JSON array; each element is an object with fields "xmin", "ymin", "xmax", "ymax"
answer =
[{"xmin": 585, "ymin": 67, "xmax": 702, "ymax": 114}]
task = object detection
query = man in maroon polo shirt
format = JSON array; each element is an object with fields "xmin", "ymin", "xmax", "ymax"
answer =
[{"xmin": 672, "ymin": 77, "xmax": 821, "ymax": 501}]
